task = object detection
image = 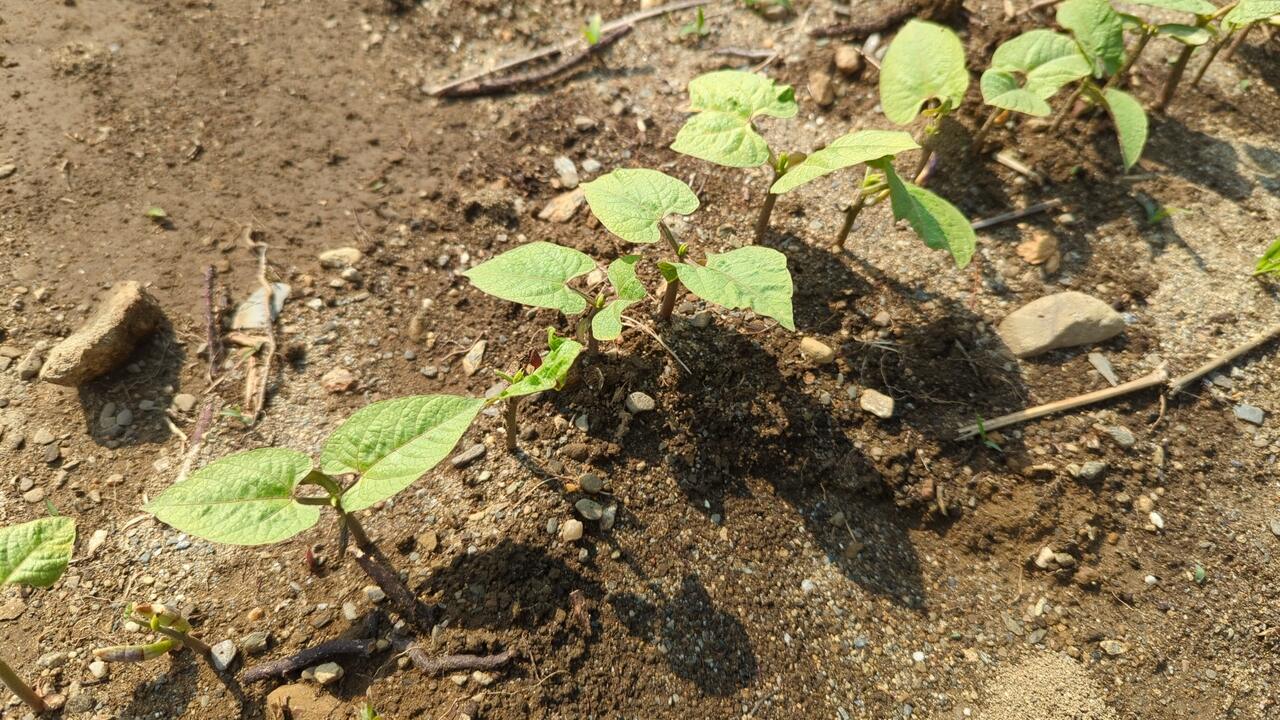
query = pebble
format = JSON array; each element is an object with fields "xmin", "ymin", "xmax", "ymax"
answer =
[
  {"xmin": 1135, "ymin": 495, "xmax": 1154, "ymax": 513},
  {"xmin": 0, "ymin": 163, "xmax": 15, "ymax": 179},
  {"xmin": 318, "ymin": 247, "xmax": 362, "ymax": 268},
  {"xmin": 17, "ymin": 349, "xmax": 42, "ymax": 380},
  {"xmin": 1149, "ymin": 511, "xmax": 1165, "ymax": 529},
  {"xmin": 1234, "ymin": 404, "xmax": 1264, "ymax": 425},
  {"xmin": 560, "ymin": 519, "xmax": 584, "ymax": 542},
  {"xmin": 859, "ymin": 389, "xmax": 895, "ymax": 419},
  {"xmin": 799, "ymin": 337, "xmax": 835, "ymax": 365},
  {"xmin": 320, "ymin": 367, "xmax": 357, "ymax": 393},
  {"xmin": 801, "ymin": 579, "xmax": 817, "ymax": 594},
  {"xmin": 210, "ymin": 640, "xmax": 237, "ymax": 672},
  {"xmin": 32, "ymin": 429, "xmax": 55, "ymax": 445},
  {"xmin": 1099, "ymin": 640, "xmax": 1126, "ymax": 656},
  {"xmin": 462, "ymin": 339, "xmax": 486, "ymax": 376},
  {"xmin": 451, "ymin": 443, "xmax": 486, "ymax": 468},
  {"xmin": 625, "ymin": 391, "xmax": 655, "ymax": 414},
  {"xmin": 538, "ymin": 188, "xmax": 585, "ymax": 222},
  {"xmin": 579, "ymin": 473, "xmax": 604, "ymax": 494},
  {"xmin": 1269, "ymin": 519, "xmax": 1280, "ymax": 538},
  {"xmin": 23, "ymin": 487, "xmax": 46, "ymax": 504},
  {"xmin": 573, "ymin": 115, "xmax": 597, "ymax": 131},
  {"xmin": 241, "ymin": 631, "xmax": 270, "ymax": 656},
  {"xmin": 1077, "ymin": 461, "xmax": 1107, "ymax": 481},
  {"xmin": 307, "ymin": 662, "xmax": 344, "ymax": 685},
  {"xmin": 553, "ymin": 156, "xmax": 579, "ymax": 189},
  {"xmin": 581, "ymin": 158, "xmax": 602, "ymax": 174},
  {"xmin": 172, "ymin": 393, "xmax": 198, "ymax": 413},
  {"xmin": 807, "ymin": 70, "xmax": 834, "ymax": 106},
  {"xmin": 834, "ymin": 44, "xmax": 863, "ymax": 75},
  {"xmin": 1104, "ymin": 425, "xmax": 1135, "ymax": 449},
  {"xmin": 363, "ymin": 585, "xmax": 387, "ymax": 603},
  {"xmin": 575, "ymin": 498, "xmax": 604, "ymax": 521},
  {"xmin": 1088, "ymin": 352, "xmax": 1120, "ymax": 386},
  {"xmin": 88, "ymin": 660, "xmax": 108, "ymax": 680},
  {"xmin": 600, "ymin": 504, "xmax": 617, "ymax": 531},
  {"xmin": 1034, "ymin": 546, "xmax": 1057, "ymax": 569}
]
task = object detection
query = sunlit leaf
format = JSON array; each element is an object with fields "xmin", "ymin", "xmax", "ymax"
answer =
[
  {"xmin": 769, "ymin": 130, "xmax": 919, "ymax": 194},
  {"xmin": 462, "ymin": 242, "xmax": 595, "ymax": 314},
  {"xmin": 878, "ymin": 20, "xmax": 969, "ymax": 124}
]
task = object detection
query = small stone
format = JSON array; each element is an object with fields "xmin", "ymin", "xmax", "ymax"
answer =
[
  {"xmin": 1015, "ymin": 232, "xmax": 1059, "ymax": 269},
  {"xmin": 1103, "ymin": 425, "xmax": 1135, "ymax": 449},
  {"xmin": 471, "ymin": 670, "xmax": 496, "ymax": 686},
  {"xmin": 172, "ymin": 393, "xmax": 198, "ymax": 413},
  {"xmin": 210, "ymin": 640, "xmax": 237, "ymax": 672},
  {"xmin": 23, "ymin": 487, "xmax": 46, "ymax": 504},
  {"xmin": 451, "ymin": 443, "xmax": 486, "ymax": 468},
  {"xmin": 538, "ymin": 188, "xmax": 585, "ymax": 223},
  {"xmin": 579, "ymin": 473, "xmax": 604, "ymax": 494},
  {"xmin": 1034, "ymin": 546, "xmax": 1057, "ymax": 569},
  {"xmin": 807, "ymin": 70, "xmax": 835, "ymax": 107},
  {"xmin": 38, "ymin": 651, "xmax": 69, "ymax": 668},
  {"xmin": 1135, "ymin": 495, "xmax": 1155, "ymax": 513},
  {"xmin": 319, "ymin": 247, "xmax": 362, "ymax": 269},
  {"xmin": 799, "ymin": 337, "xmax": 835, "ymax": 365},
  {"xmin": 1088, "ymin": 352, "xmax": 1120, "ymax": 386},
  {"xmin": 342, "ymin": 602, "xmax": 359, "ymax": 621},
  {"xmin": 39, "ymin": 281, "xmax": 165, "ymax": 386},
  {"xmin": 1149, "ymin": 511, "xmax": 1165, "ymax": 529},
  {"xmin": 116, "ymin": 408, "xmax": 134, "ymax": 426},
  {"xmin": 575, "ymin": 498, "xmax": 604, "ymax": 521},
  {"xmin": 310, "ymin": 662, "xmax": 344, "ymax": 685},
  {"xmin": 462, "ymin": 339, "xmax": 486, "ymax": 376},
  {"xmin": 1099, "ymin": 640, "xmax": 1126, "ymax": 656},
  {"xmin": 996, "ymin": 291, "xmax": 1125, "ymax": 358},
  {"xmin": 32, "ymin": 429, "xmax": 55, "ymax": 445},
  {"xmin": 1077, "ymin": 461, "xmax": 1107, "ymax": 481},
  {"xmin": 625, "ymin": 391, "xmax": 655, "ymax": 414},
  {"xmin": 553, "ymin": 156, "xmax": 579, "ymax": 189},
  {"xmin": 88, "ymin": 659, "xmax": 109, "ymax": 680},
  {"xmin": 42, "ymin": 444, "xmax": 60, "ymax": 463},
  {"xmin": 600, "ymin": 504, "xmax": 617, "ymax": 531},
  {"xmin": 573, "ymin": 115, "xmax": 597, "ymax": 131},
  {"xmin": 363, "ymin": 585, "xmax": 387, "ymax": 603},
  {"xmin": 690, "ymin": 311, "xmax": 713, "ymax": 329},
  {"xmin": 320, "ymin": 367, "xmax": 356, "ymax": 393},
  {"xmin": 0, "ymin": 597, "xmax": 26, "ymax": 621},
  {"xmin": 1233, "ymin": 404, "xmax": 1264, "ymax": 425},
  {"xmin": 581, "ymin": 158, "xmax": 602, "ymax": 174},
  {"xmin": 834, "ymin": 44, "xmax": 863, "ymax": 75},
  {"xmin": 0, "ymin": 164, "xmax": 15, "ymax": 179},
  {"xmin": 859, "ymin": 389, "xmax": 895, "ymax": 419},
  {"xmin": 17, "ymin": 350, "xmax": 42, "ymax": 380},
  {"xmin": 560, "ymin": 519, "xmax": 584, "ymax": 542},
  {"xmin": 801, "ymin": 579, "xmax": 818, "ymax": 594},
  {"xmin": 1269, "ymin": 519, "xmax": 1280, "ymax": 538},
  {"xmin": 240, "ymin": 631, "xmax": 270, "ymax": 656},
  {"xmin": 872, "ymin": 310, "xmax": 892, "ymax": 328}
]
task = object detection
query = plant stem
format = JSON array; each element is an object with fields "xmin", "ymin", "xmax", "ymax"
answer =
[
  {"xmin": 970, "ymin": 107, "xmax": 1002, "ymax": 149},
  {"xmin": 835, "ymin": 191, "xmax": 864, "ymax": 250},
  {"xmin": 753, "ymin": 190, "xmax": 778, "ymax": 245},
  {"xmin": 351, "ymin": 546, "xmax": 430, "ymax": 629},
  {"xmin": 657, "ymin": 222, "xmax": 682, "ymax": 322},
  {"xmin": 0, "ymin": 656, "xmax": 45, "ymax": 713},
  {"xmin": 154, "ymin": 626, "xmax": 212, "ymax": 660},
  {"xmin": 1154, "ymin": 43, "xmax": 1195, "ymax": 112},
  {"xmin": 1048, "ymin": 83, "xmax": 1085, "ymax": 133},
  {"xmin": 1108, "ymin": 28, "xmax": 1153, "ymax": 89},
  {"xmin": 504, "ymin": 397, "xmax": 521, "ymax": 451},
  {"xmin": 344, "ymin": 512, "xmax": 373, "ymax": 551},
  {"xmin": 1222, "ymin": 23, "xmax": 1251, "ymax": 61},
  {"xmin": 1191, "ymin": 30, "xmax": 1232, "ymax": 86}
]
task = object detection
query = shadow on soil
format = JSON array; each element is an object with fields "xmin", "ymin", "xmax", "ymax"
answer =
[{"xmin": 74, "ymin": 323, "xmax": 187, "ymax": 448}]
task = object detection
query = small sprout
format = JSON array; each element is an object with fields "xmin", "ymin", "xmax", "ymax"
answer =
[
  {"xmin": 679, "ymin": 7, "xmax": 710, "ymax": 38},
  {"xmin": 94, "ymin": 603, "xmax": 213, "ymax": 666},
  {"xmin": 974, "ymin": 415, "xmax": 1003, "ymax": 452},
  {"xmin": 360, "ymin": 703, "xmax": 384, "ymax": 720},
  {"xmin": 1254, "ymin": 236, "xmax": 1280, "ymax": 278},
  {"xmin": 1192, "ymin": 564, "xmax": 1207, "ymax": 584},
  {"xmin": 581, "ymin": 13, "xmax": 603, "ymax": 45},
  {"xmin": 496, "ymin": 329, "xmax": 583, "ymax": 451},
  {"xmin": 144, "ymin": 206, "xmax": 168, "ymax": 221},
  {"xmin": 1138, "ymin": 197, "xmax": 1185, "ymax": 225}
]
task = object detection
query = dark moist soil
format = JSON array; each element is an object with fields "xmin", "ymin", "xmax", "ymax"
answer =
[{"xmin": 2, "ymin": 1, "xmax": 1279, "ymax": 719}]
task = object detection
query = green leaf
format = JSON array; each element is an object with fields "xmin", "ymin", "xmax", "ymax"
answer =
[
  {"xmin": 582, "ymin": 169, "xmax": 700, "ymax": 243},
  {"xmin": 1224, "ymin": 0, "xmax": 1280, "ymax": 28},
  {"xmin": 582, "ymin": 13, "xmax": 602, "ymax": 44},
  {"xmin": 871, "ymin": 159, "xmax": 976, "ymax": 268},
  {"xmin": 1157, "ymin": 23, "xmax": 1212, "ymax": 44},
  {"xmin": 672, "ymin": 109, "xmax": 773, "ymax": 167},
  {"xmin": 685, "ymin": 69, "xmax": 797, "ymax": 120},
  {"xmin": 1254, "ymin": 236, "xmax": 1280, "ymax": 277},
  {"xmin": 146, "ymin": 449, "xmax": 319, "ymax": 546},
  {"xmin": 462, "ymin": 241, "xmax": 595, "ymax": 314},
  {"xmin": 982, "ymin": 30, "xmax": 1093, "ymax": 115},
  {"xmin": 768, "ymin": 130, "xmax": 919, "ymax": 194},
  {"xmin": 1058, "ymin": 0, "xmax": 1127, "ymax": 77},
  {"xmin": 1102, "ymin": 88, "xmax": 1148, "ymax": 170},
  {"xmin": 0, "ymin": 517, "xmax": 76, "ymax": 587},
  {"xmin": 592, "ymin": 256, "xmax": 647, "ymax": 340},
  {"xmin": 668, "ymin": 246, "xmax": 794, "ymax": 330},
  {"xmin": 1129, "ymin": 0, "xmax": 1215, "ymax": 14},
  {"xmin": 498, "ymin": 329, "xmax": 583, "ymax": 399},
  {"xmin": 878, "ymin": 20, "xmax": 969, "ymax": 125},
  {"xmin": 322, "ymin": 395, "xmax": 485, "ymax": 512}
]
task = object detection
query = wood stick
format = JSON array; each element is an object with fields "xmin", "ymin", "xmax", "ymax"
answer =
[
  {"xmin": 956, "ymin": 367, "xmax": 1168, "ymax": 439},
  {"xmin": 242, "ymin": 639, "xmax": 378, "ymax": 683},
  {"xmin": 428, "ymin": 0, "xmax": 708, "ymax": 96},
  {"xmin": 396, "ymin": 642, "xmax": 517, "ymax": 676},
  {"xmin": 437, "ymin": 25, "xmax": 633, "ymax": 98},
  {"xmin": 969, "ymin": 199, "xmax": 1062, "ymax": 231},
  {"xmin": 1167, "ymin": 323, "xmax": 1280, "ymax": 396},
  {"xmin": 351, "ymin": 546, "xmax": 433, "ymax": 630},
  {"xmin": 201, "ymin": 265, "xmax": 221, "ymax": 380}
]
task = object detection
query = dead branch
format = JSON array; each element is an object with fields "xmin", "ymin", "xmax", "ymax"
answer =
[
  {"xmin": 437, "ymin": 25, "xmax": 633, "ymax": 98},
  {"xmin": 970, "ymin": 199, "xmax": 1063, "ymax": 231},
  {"xmin": 242, "ymin": 639, "xmax": 378, "ymax": 683},
  {"xmin": 809, "ymin": 4, "xmax": 918, "ymax": 38},
  {"xmin": 713, "ymin": 47, "xmax": 775, "ymax": 60},
  {"xmin": 174, "ymin": 399, "xmax": 216, "ymax": 484},
  {"xmin": 394, "ymin": 642, "xmax": 517, "ymax": 676},
  {"xmin": 957, "ymin": 367, "xmax": 1169, "ymax": 439},
  {"xmin": 351, "ymin": 547, "xmax": 433, "ymax": 630},
  {"xmin": 1167, "ymin": 323, "xmax": 1280, "ymax": 396},
  {"xmin": 243, "ymin": 232, "xmax": 277, "ymax": 424}
]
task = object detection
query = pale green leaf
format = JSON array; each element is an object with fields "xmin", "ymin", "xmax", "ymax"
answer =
[
  {"xmin": 1254, "ymin": 236, "xmax": 1280, "ymax": 277},
  {"xmin": 146, "ymin": 448, "xmax": 319, "ymax": 546},
  {"xmin": 582, "ymin": 169, "xmax": 700, "ymax": 243},
  {"xmin": 871, "ymin": 159, "xmax": 976, "ymax": 268},
  {"xmin": 878, "ymin": 20, "xmax": 969, "ymax": 125},
  {"xmin": 686, "ymin": 70, "xmax": 797, "ymax": 120},
  {"xmin": 668, "ymin": 247, "xmax": 794, "ymax": 330},
  {"xmin": 1157, "ymin": 23, "xmax": 1212, "ymax": 44},
  {"xmin": 498, "ymin": 330, "xmax": 583, "ymax": 399},
  {"xmin": 0, "ymin": 517, "xmax": 76, "ymax": 587},
  {"xmin": 768, "ymin": 130, "xmax": 919, "ymax": 194},
  {"xmin": 462, "ymin": 242, "xmax": 595, "ymax": 314},
  {"xmin": 671, "ymin": 110, "xmax": 771, "ymax": 168},
  {"xmin": 592, "ymin": 255, "xmax": 647, "ymax": 340},
  {"xmin": 980, "ymin": 71, "xmax": 1054, "ymax": 115},
  {"xmin": 1224, "ymin": 0, "xmax": 1280, "ymax": 28},
  {"xmin": 1058, "ymin": 0, "xmax": 1127, "ymax": 77},
  {"xmin": 1130, "ymin": 0, "xmax": 1215, "ymax": 14},
  {"xmin": 322, "ymin": 396, "xmax": 485, "ymax": 511},
  {"xmin": 1102, "ymin": 88, "xmax": 1148, "ymax": 170},
  {"xmin": 985, "ymin": 30, "xmax": 1093, "ymax": 104}
]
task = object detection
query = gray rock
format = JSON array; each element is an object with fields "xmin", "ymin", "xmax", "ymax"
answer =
[
  {"xmin": 23, "ymin": 487, "xmax": 46, "ymax": 503},
  {"xmin": 318, "ymin": 247, "xmax": 362, "ymax": 269},
  {"xmin": 553, "ymin": 156, "xmax": 579, "ymax": 189},
  {"xmin": 17, "ymin": 349, "xmax": 43, "ymax": 380},
  {"xmin": 599, "ymin": 504, "xmax": 617, "ymax": 531},
  {"xmin": 241, "ymin": 631, "xmax": 270, "ymax": 656},
  {"xmin": 210, "ymin": 640, "xmax": 238, "ymax": 672},
  {"xmin": 1103, "ymin": 425, "xmax": 1135, "ymax": 449},
  {"xmin": 1077, "ymin": 461, "xmax": 1108, "ymax": 481},
  {"xmin": 859, "ymin": 389, "xmax": 895, "ymax": 419},
  {"xmin": 172, "ymin": 393, "xmax": 198, "ymax": 413},
  {"xmin": 1268, "ymin": 519, "xmax": 1280, "ymax": 538},
  {"xmin": 997, "ymin": 291, "xmax": 1125, "ymax": 358},
  {"xmin": 625, "ymin": 391, "xmax": 655, "ymax": 414},
  {"xmin": 88, "ymin": 659, "xmax": 108, "ymax": 680},
  {"xmin": 40, "ymin": 282, "xmax": 165, "ymax": 386},
  {"xmin": 450, "ymin": 443, "xmax": 486, "ymax": 469},
  {"xmin": 32, "ymin": 429, "xmax": 55, "ymax": 445},
  {"xmin": 1099, "ymin": 640, "xmax": 1126, "ymax": 656},
  {"xmin": 579, "ymin": 473, "xmax": 604, "ymax": 494},
  {"xmin": 1233, "ymin": 404, "xmax": 1264, "ymax": 425},
  {"xmin": 1088, "ymin": 352, "xmax": 1119, "ymax": 386},
  {"xmin": 575, "ymin": 499, "xmax": 604, "ymax": 521}
]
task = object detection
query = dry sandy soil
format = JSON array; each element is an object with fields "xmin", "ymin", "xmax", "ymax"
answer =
[{"xmin": 1, "ymin": 1, "xmax": 1279, "ymax": 719}]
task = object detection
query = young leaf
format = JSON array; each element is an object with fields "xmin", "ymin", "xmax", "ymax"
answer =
[
  {"xmin": 582, "ymin": 169, "xmax": 699, "ymax": 244},
  {"xmin": 1129, "ymin": 0, "xmax": 1215, "ymax": 14},
  {"xmin": 582, "ymin": 13, "xmax": 603, "ymax": 44},
  {"xmin": 1058, "ymin": 0, "xmax": 1127, "ymax": 78},
  {"xmin": 981, "ymin": 30, "xmax": 1093, "ymax": 116},
  {"xmin": 768, "ymin": 130, "xmax": 919, "ymax": 194},
  {"xmin": 321, "ymin": 395, "xmax": 486, "ymax": 512},
  {"xmin": 671, "ymin": 70, "xmax": 797, "ymax": 167},
  {"xmin": 870, "ymin": 159, "xmax": 976, "ymax": 268},
  {"xmin": 0, "ymin": 516, "xmax": 76, "ymax": 587},
  {"xmin": 1224, "ymin": 0, "xmax": 1280, "ymax": 29},
  {"xmin": 146, "ymin": 448, "xmax": 320, "ymax": 546},
  {"xmin": 1102, "ymin": 88, "xmax": 1148, "ymax": 170},
  {"xmin": 665, "ymin": 246, "xmax": 794, "ymax": 330},
  {"xmin": 592, "ymin": 255, "xmax": 647, "ymax": 341},
  {"xmin": 462, "ymin": 241, "xmax": 595, "ymax": 314},
  {"xmin": 878, "ymin": 20, "xmax": 969, "ymax": 125},
  {"xmin": 1158, "ymin": 23, "xmax": 1212, "ymax": 44},
  {"xmin": 1254, "ymin": 236, "xmax": 1280, "ymax": 277},
  {"xmin": 497, "ymin": 329, "xmax": 584, "ymax": 400}
]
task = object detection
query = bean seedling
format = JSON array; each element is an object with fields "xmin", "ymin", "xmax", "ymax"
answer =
[
  {"xmin": 669, "ymin": 70, "xmax": 800, "ymax": 243},
  {"xmin": 94, "ymin": 603, "xmax": 213, "ymax": 666},
  {"xmin": 1192, "ymin": 0, "xmax": 1280, "ymax": 86},
  {"xmin": 878, "ymin": 19, "xmax": 969, "ymax": 181},
  {"xmin": 1254, "ymin": 236, "xmax": 1280, "ymax": 278},
  {"xmin": 0, "ymin": 516, "xmax": 77, "ymax": 713},
  {"xmin": 1152, "ymin": 0, "xmax": 1240, "ymax": 110},
  {"xmin": 494, "ymin": 328, "xmax": 583, "ymax": 451},
  {"xmin": 1107, "ymin": 0, "xmax": 1215, "ymax": 91},
  {"xmin": 976, "ymin": 30, "xmax": 1093, "ymax": 144}
]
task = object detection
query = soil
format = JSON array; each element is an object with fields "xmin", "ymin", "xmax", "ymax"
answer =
[{"xmin": 1, "ymin": 1, "xmax": 1279, "ymax": 719}]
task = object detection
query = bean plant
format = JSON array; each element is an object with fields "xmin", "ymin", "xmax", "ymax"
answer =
[
  {"xmin": 94, "ymin": 603, "xmax": 213, "ymax": 665},
  {"xmin": 1109, "ymin": 0, "xmax": 1215, "ymax": 93},
  {"xmin": 1192, "ymin": 0, "xmax": 1280, "ymax": 87},
  {"xmin": 976, "ymin": 30, "xmax": 1093, "ymax": 145},
  {"xmin": 878, "ymin": 19, "xmax": 969, "ymax": 181},
  {"xmin": 0, "ymin": 516, "xmax": 77, "ymax": 713},
  {"xmin": 669, "ymin": 70, "xmax": 801, "ymax": 243},
  {"xmin": 493, "ymin": 328, "xmax": 583, "ymax": 451}
]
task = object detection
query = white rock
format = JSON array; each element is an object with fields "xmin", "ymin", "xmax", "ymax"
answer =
[
  {"xmin": 996, "ymin": 292, "xmax": 1125, "ymax": 358},
  {"xmin": 1034, "ymin": 546, "xmax": 1057, "ymax": 569},
  {"xmin": 319, "ymin": 247, "xmax": 362, "ymax": 268},
  {"xmin": 625, "ymin": 391, "xmax": 655, "ymax": 414},
  {"xmin": 859, "ymin": 389, "xmax": 895, "ymax": 419},
  {"xmin": 363, "ymin": 585, "xmax": 387, "ymax": 603},
  {"xmin": 88, "ymin": 660, "xmax": 108, "ymax": 680},
  {"xmin": 310, "ymin": 662, "xmax": 344, "ymax": 685},
  {"xmin": 553, "ymin": 156, "xmax": 579, "ymax": 189},
  {"xmin": 210, "ymin": 640, "xmax": 237, "ymax": 672},
  {"xmin": 560, "ymin": 519, "xmax": 584, "ymax": 542}
]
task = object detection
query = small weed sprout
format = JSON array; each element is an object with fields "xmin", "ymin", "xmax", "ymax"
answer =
[
  {"xmin": 94, "ymin": 603, "xmax": 213, "ymax": 666},
  {"xmin": 0, "ymin": 516, "xmax": 77, "ymax": 713},
  {"xmin": 669, "ymin": 70, "xmax": 800, "ymax": 243},
  {"xmin": 1254, "ymin": 236, "xmax": 1280, "ymax": 278},
  {"xmin": 581, "ymin": 13, "xmax": 603, "ymax": 45},
  {"xmin": 679, "ymin": 7, "xmax": 710, "ymax": 39}
]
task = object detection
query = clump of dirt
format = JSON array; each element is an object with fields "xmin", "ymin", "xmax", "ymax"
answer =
[{"xmin": 977, "ymin": 652, "xmax": 1117, "ymax": 720}]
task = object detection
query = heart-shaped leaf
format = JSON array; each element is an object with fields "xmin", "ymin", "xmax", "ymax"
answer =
[
  {"xmin": 462, "ymin": 241, "xmax": 595, "ymax": 314},
  {"xmin": 322, "ymin": 395, "xmax": 486, "ymax": 511},
  {"xmin": 1224, "ymin": 0, "xmax": 1280, "ymax": 28},
  {"xmin": 582, "ymin": 169, "xmax": 700, "ymax": 243},
  {"xmin": 146, "ymin": 448, "xmax": 320, "ymax": 546},
  {"xmin": 498, "ymin": 329, "xmax": 583, "ymax": 399},
  {"xmin": 1058, "ymin": 0, "xmax": 1127, "ymax": 77},
  {"xmin": 1102, "ymin": 88, "xmax": 1148, "ymax": 170},
  {"xmin": 769, "ymin": 130, "xmax": 919, "ymax": 194},
  {"xmin": 0, "ymin": 517, "xmax": 76, "ymax": 587},
  {"xmin": 982, "ymin": 30, "xmax": 1093, "ymax": 115},
  {"xmin": 1157, "ymin": 23, "xmax": 1212, "ymax": 44},
  {"xmin": 878, "ymin": 20, "xmax": 969, "ymax": 125},
  {"xmin": 592, "ymin": 255, "xmax": 647, "ymax": 341},
  {"xmin": 672, "ymin": 109, "xmax": 772, "ymax": 168},
  {"xmin": 666, "ymin": 247, "xmax": 794, "ymax": 330},
  {"xmin": 870, "ymin": 159, "xmax": 976, "ymax": 268},
  {"xmin": 672, "ymin": 70, "xmax": 797, "ymax": 168},
  {"xmin": 980, "ymin": 73, "xmax": 1054, "ymax": 115}
]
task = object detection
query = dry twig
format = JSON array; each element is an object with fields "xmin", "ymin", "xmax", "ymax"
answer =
[
  {"xmin": 438, "ymin": 26, "xmax": 633, "ymax": 98},
  {"xmin": 1166, "ymin": 323, "xmax": 1280, "ymax": 396},
  {"xmin": 242, "ymin": 639, "xmax": 379, "ymax": 683}
]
